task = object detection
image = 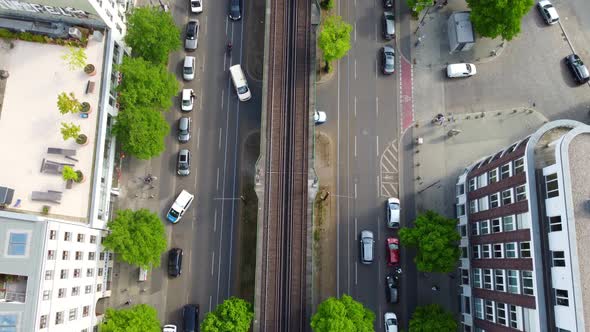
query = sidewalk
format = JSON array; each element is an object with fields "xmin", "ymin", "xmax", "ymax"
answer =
[{"xmin": 409, "ymin": 0, "xmax": 505, "ymax": 68}]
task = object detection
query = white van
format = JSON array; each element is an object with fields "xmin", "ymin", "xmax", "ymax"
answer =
[
  {"xmin": 229, "ymin": 64, "xmax": 251, "ymax": 101},
  {"xmin": 166, "ymin": 190, "xmax": 194, "ymax": 223}
]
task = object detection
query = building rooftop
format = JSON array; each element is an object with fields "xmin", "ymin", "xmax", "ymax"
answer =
[{"xmin": 0, "ymin": 38, "xmax": 105, "ymax": 221}]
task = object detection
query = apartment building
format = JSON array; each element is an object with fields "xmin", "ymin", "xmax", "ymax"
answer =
[{"xmin": 455, "ymin": 120, "xmax": 590, "ymax": 332}]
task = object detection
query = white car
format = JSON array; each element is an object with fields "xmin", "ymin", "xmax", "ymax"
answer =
[
  {"xmin": 446, "ymin": 63, "xmax": 476, "ymax": 78},
  {"xmin": 190, "ymin": 0, "xmax": 203, "ymax": 13},
  {"xmin": 537, "ymin": 0, "xmax": 559, "ymax": 25},
  {"xmin": 163, "ymin": 325, "xmax": 177, "ymax": 332},
  {"xmin": 386, "ymin": 197, "xmax": 400, "ymax": 228},
  {"xmin": 384, "ymin": 312, "xmax": 398, "ymax": 332},
  {"xmin": 314, "ymin": 110, "xmax": 326, "ymax": 124},
  {"xmin": 181, "ymin": 89, "xmax": 194, "ymax": 112}
]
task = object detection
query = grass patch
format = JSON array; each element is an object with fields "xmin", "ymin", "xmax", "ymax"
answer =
[
  {"xmin": 237, "ymin": 181, "xmax": 259, "ymax": 303},
  {"xmin": 313, "ymin": 188, "xmax": 329, "ymax": 264}
]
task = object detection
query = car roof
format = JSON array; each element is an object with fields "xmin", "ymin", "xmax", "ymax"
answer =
[
  {"xmin": 182, "ymin": 89, "xmax": 193, "ymax": 98},
  {"xmin": 383, "ymin": 45, "xmax": 395, "ymax": 53},
  {"xmin": 361, "ymin": 230, "xmax": 373, "ymax": 239}
]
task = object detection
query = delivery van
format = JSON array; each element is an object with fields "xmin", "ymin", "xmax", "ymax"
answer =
[
  {"xmin": 166, "ymin": 190, "xmax": 194, "ymax": 223},
  {"xmin": 229, "ymin": 64, "xmax": 251, "ymax": 101}
]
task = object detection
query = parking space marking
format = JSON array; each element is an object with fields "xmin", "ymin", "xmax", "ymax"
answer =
[
  {"xmin": 380, "ymin": 139, "xmax": 399, "ymax": 198},
  {"xmin": 211, "ymin": 251, "xmax": 215, "ymax": 276}
]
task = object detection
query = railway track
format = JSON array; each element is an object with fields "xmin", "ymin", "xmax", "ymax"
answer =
[{"xmin": 258, "ymin": 0, "xmax": 311, "ymax": 329}]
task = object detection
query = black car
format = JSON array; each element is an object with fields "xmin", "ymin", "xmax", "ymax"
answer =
[
  {"xmin": 182, "ymin": 304, "xmax": 199, "ymax": 332},
  {"xmin": 383, "ymin": 0, "xmax": 393, "ymax": 9},
  {"xmin": 386, "ymin": 274, "xmax": 399, "ymax": 304},
  {"xmin": 565, "ymin": 54, "xmax": 590, "ymax": 84},
  {"xmin": 168, "ymin": 248, "xmax": 183, "ymax": 277},
  {"xmin": 229, "ymin": 0, "xmax": 242, "ymax": 20}
]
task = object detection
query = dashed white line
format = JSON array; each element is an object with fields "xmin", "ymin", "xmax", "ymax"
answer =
[
  {"xmin": 354, "ymin": 135, "xmax": 357, "ymax": 158},
  {"xmin": 216, "ymin": 168, "xmax": 220, "ymax": 190},
  {"xmin": 196, "ymin": 127, "xmax": 201, "ymax": 150},
  {"xmin": 214, "ymin": 209, "xmax": 217, "ymax": 233},
  {"xmin": 354, "ymin": 59, "xmax": 357, "ymax": 79},
  {"xmin": 211, "ymin": 251, "xmax": 215, "ymax": 276},
  {"xmin": 354, "ymin": 217, "xmax": 358, "ymax": 237},
  {"xmin": 376, "ymin": 96, "xmax": 379, "ymax": 117},
  {"xmin": 376, "ymin": 135, "xmax": 380, "ymax": 157},
  {"xmin": 354, "ymin": 262, "xmax": 358, "ymax": 285},
  {"xmin": 354, "ymin": 96, "xmax": 357, "ymax": 118},
  {"xmin": 209, "ymin": 295, "xmax": 213, "ymax": 312},
  {"xmin": 354, "ymin": 183, "xmax": 358, "ymax": 199},
  {"xmin": 218, "ymin": 128, "xmax": 222, "ymax": 150},
  {"xmin": 377, "ymin": 176, "xmax": 380, "ymax": 197},
  {"xmin": 221, "ymin": 90, "xmax": 224, "ymax": 108},
  {"xmin": 354, "ymin": 22, "xmax": 357, "ymax": 42}
]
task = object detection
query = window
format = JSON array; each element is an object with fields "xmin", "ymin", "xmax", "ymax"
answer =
[
  {"xmin": 552, "ymin": 251, "xmax": 566, "ymax": 267},
  {"xmin": 500, "ymin": 163, "xmax": 511, "ymax": 180},
  {"xmin": 85, "ymin": 285, "xmax": 92, "ymax": 294},
  {"xmin": 493, "ymin": 244, "xmax": 504, "ymax": 258},
  {"xmin": 43, "ymin": 290, "xmax": 51, "ymax": 300},
  {"xmin": 485, "ymin": 300, "xmax": 495, "ymax": 321},
  {"xmin": 87, "ymin": 268, "xmax": 94, "ymax": 277},
  {"xmin": 60, "ymin": 269, "xmax": 68, "ymax": 279},
  {"xmin": 555, "ymin": 289, "xmax": 569, "ymax": 306},
  {"xmin": 513, "ymin": 158, "xmax": 524, "ymax": 174},
  {"xmin": 520, "ymin": 242, "xmax": 531, "ymax": 258},
  {"xmin": 97, "ymin": 284, "xmax": 102, "ymax": 292},
  {"xmin": 7, "ymin": 232, "xmax": 29, "ymax": 256},
  {"xmin": 58, "ymin": 288, "xmax": 66, "ymax": 298},
  {"xmin": 71, "ymin": 286, "xmax": 80, "ymax": 296},
  {"xmin": 503, "ymin": 215, "xmax": 515, "ymax": 231},
  {"xmin": 83, "ymin": 306, "xmax": 90, "ymax": 317},
  {"xmin": 461, "ymin": 247, "xmax": 468, "ymax": 258},
  {"xmin": 474, "ymin": 298, "xmax": 484, "ymax": 319},
  {"xmin": 491, "ymin": 218, "xmax": 502, "ymax": 233},
  {"xmin": 101, "ymin": 236, "xmax": 106, "ymax": 244},
  {"xmin": 56, "ymin": 311, "xmax": 64, "ymax": 325},
  {"xmin": 469, "ymin": 178, "xmax": 476, "ymax": 191},
  {"xmin": 40, "ymin": 314, "xmax": 48, "ymax": 328},
  {"xmin": 64, "ymin": 232, "xmax": 72, "ymax": 241},
  {"xmin": 49, "ymin": 230, "xmax": 57, "ymax": 240},
  {"xmin": 507, "ymin": 270, "xmax": 519, "ymax": 293},
  {"xmin": 477, "ymin": 174, "xmax": 487, "ymax": 188},
  {"xmin": 77, "ymin": 234, "xmax": 85, "ymax": 243},
  {"xmin": 69, "ymin": 308, "xmax": 77, "ymax": 321},
  {"xmin": 47, "ymin": 250, "xmax": 55, "ymax": 260},
  {"xmin": 480, "ymin": 220, "xmax": 490, "ymax": 235},
  {"xmin": 545, "ymin": 173, "xmax": 559, "ymax": 198},
  {"xmin": 482, "ymin": 244, "xmax": 491, "ymax": 259},
  {"xmin": 109, "ymin": 253, "xmax": 113, "ymax": 260},
  {"xmin": 502, "ymin": 189, "xmax": 513, "ymax": 205},
  {"xmin": 495, "ymin": 270, "xmax": 505, "ymax": 291},
  {"xmin": 505, "ymin": 243, "xmax": 517, "ymax": 258},
  {"xmin": 62, "ymin": 250, "xmax": 70, "ymax": 260},
  {"xmin": 473, "ymin": 269, "xmax": 482, "ymax": 288},
  {"xmin": 488, "ymin": 168, "xmax": 498, "ymax": 183},
  {"xmin": 496, "ymin": 302, "xmax": 507, "ymax": 325},
  {"xmin": 515, "ymin": 185, "xmax": 527, "ymax": 201},
  {"xmin": 100, "ymin": 252, "xmax": 105, "ymax": 261},
  {"xmin": 472, "ymin": 245, "xmax": 481, "ymax": 259},
  {"xmin": 469, "ymin": 200, "xmax": 478, "ymax": 214},
  {"xmin": 461, "ymin": 269, "xmax": 469, "ymax": 285},
  {"xmin": 483, "ymin": 269, "xmax": 493, "ymax": 289},
  {"xmin": 45, "ymin": 270, "xmax": 53, "ymax": 280},
  {"xmin": 88, "ymin": 252, "xmax": 96, "ymax": 260},
  {"xmin": 522, "ymin": 271, "xmax": 534, "ymax": 295},
  {"xmin": 75, "ymin": 251, "xmax": 83, "ymax": 260},
  {"xmin": 90, "ymin": 235, "xmax": 97, "ymax": 244},
  {"xmin": 478, "ymin": 197, "xmax": 488, "ymax": 211},
  {"xmin": 516, "ymin": 212, "xmax": 531, "ymax": 229},
  {"xmin": 457, "ymin": 184, "xmax": 465, "ymax": 195},
  {"xmin": 471, "ymin": 222, "xmax": 479, "ymax": 236},
  {"xmin": 98, "ymin": 268, "xmax": 104, "ymax": 276},
  {"xmin": 74, "ymin": 269, "xmax": 81, "ymax": 278},
  {"xmin": 489, "ymin": 193, "xmax": 500, "ymax": 208},
  {"xmin": 509, "ymin": 305, "xmax": 520, "ymax": 329},
  {"xmin": 549, "ymin": 216, "xmax": 562, "ymax": 232}
]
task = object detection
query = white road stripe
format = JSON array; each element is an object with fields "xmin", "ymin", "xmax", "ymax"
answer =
[
  {"xmin": 376, "ymin": 135, "xmax": 379, "ymax": 157},
  {"xmin": 214, "ymin": 209, "xmax": 217, "ymax": 233},
  {"xmin": 216, "ymin": 167, "xmax": 220, "ymax": 190},
  {"xmin": 211, "ymin": 251, "xmax": 215, "ymax": 276},
  {"xmin": 218, "ymin": 128, "xmax": 222, "ymax": 150}
]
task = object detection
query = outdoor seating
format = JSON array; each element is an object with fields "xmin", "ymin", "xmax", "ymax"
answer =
[
  {"xmin": 47, "ymin": 148, "xmax": 76, "ymax": 157},
  {"xmin": 31, "ymin": 190, "xmax": 62, "ymax": 204},
  {"xmin": 40, "ymin": 158, "xmax": 75, "ymax": 175}
]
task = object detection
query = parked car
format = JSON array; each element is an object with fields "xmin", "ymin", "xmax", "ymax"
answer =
[
  {"xmin": 181, "ymin": 89, "xmax": 195, "ymax": 112},
  {"xmin": 185, "ymin": 20, "xmax": 199, "ymax": 50},
  {"xmin": 385, "ymin": 274, "xmax": 399, "ymax": 304},
  {"xmin": 163, "ymin": 325, "xmax": 177, "ymax": 332},
  {"xmin": 565, "ymin": 54, "xmax": 590, "ymax": 84},
  {"xmin": 382, "ymin": 11, "xmax": 395, "ymax": 40},
  {"xmin": 383, "ymin": 0, "xmax": 393, "ymax": 9},
  {"xmin": 183, "ymin": 56, "xmax": 196, "ymax": 81},
  {"xmin": 386, "ymin": 237, "xmax": 400, "ymax": 266},
  {"xmin": 177, "ymin": 149, "xmax": 191, "ymax": 176},
  {"xmin": 381, "ymin": 45, "xmax": 395, "ymax": 75},
  {"xmin": 190, "ymin": 0, "xmax": 203, "ymax": 13},
  {"xmin": 168, "ymin": 248, "xmax": 183, "ymax": 277},
  {"xmin": 314, "ymin": 110, "xmax": 327, "ymax": 124},
  {"xmin": 166, "ymin": 190, "xmax": 194, "ymax": 223},
  {"xmin": 537, "ymin": 0, "xmax": 559, "ymax": 25},
  {"xmin": 384, "ymin": 312, "xmax": 398, "ymax": 332},
  {"xmin": 182, "ymin": 304, "xmax": 199, "ymax": 332},
  {"xmin": 446, "ymin": 63, "xmax": 476, "ymax": 78},
  {"xmin": 228, "ymin": 0, "xmax": 242, "ymax": 20},
  {"xmin": 359, "ymin": 230, "xmax": 374, "ymax": 264},
  {"xmin": 178, "ymin": 117, "xmax": 191, "ymax": 143},
  {"xmin": 386, "ymin": 197, "xmax": 400, "ymax": 228}
]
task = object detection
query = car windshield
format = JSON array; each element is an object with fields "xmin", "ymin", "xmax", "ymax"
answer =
[
  {"xmin": 466, "ymin": 64, "xmax": 472, "ymax": 72},
  {"xmin": 389, "ymin": 202, "xmax": 399, "ymax": 210},
  {"xmin": 183, "ymin": 67, "xmax": 192, "ymax": 74},
  {"xmin": 237, "ymin": 86, "xmax": 249, "ymax": 94},
  {"xmin": 385, "ymin": 13, "xmax": 394, "ymax": 20},
  {"xmin": 183, "ymin": 99, "xmax": 191, "ymax": 106},
  {"xmin": 387, "ymin": 318, "xmax": 397, "ymax": 324},
  {"xmin": 193, "ymin": 0, "xmax": 200, "ymax": 6},
  {"xmin": 179, "ymin": 163, "xmax": 188, "ymax": 170},
  {"xmin": 168, "ymin": 209, "xmax": 179, "ymax": 218}
]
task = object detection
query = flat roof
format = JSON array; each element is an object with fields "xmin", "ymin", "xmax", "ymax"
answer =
[
  {"xmin": 568, "ymin": 133, "xmax": 590, "ymax": 326},
  {"xmin": 0, "ymin": 38, "xmax": 105, "ymax": 221}
]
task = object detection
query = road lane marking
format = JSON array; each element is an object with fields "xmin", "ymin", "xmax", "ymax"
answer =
[
  {"xmin": 376, "ymin": 135, "xmax": 379, "ymax": 157},
  {"xmin": 354, "ymin": 217, "xmax": 358, "ymax": 238},
  {"xmin": 218, "ymin": 128, "xmax": 222, "ymax": 150},
  {"xmin": 354, "ymin": 183, "xmax": 357, "ymax": 199},
  {"xmin": 200, "ymin": 88, "xmax": 203, "ymax": 109},
  {"xmin": 211, "ymin": 251, "xmax": 215, "ymax": 276},
  {"xmin": 214, "ymin": 209, "xmax": 217, "ymax": 233},
  {"xmin": 354, "ymin": 22, "xmax": 357, "ymax": 42},
  {"xmin": 209, "ymin": 295, "xmax": 212, "ymax": 312},
  {"xmin": 355, "ymin": 262, "xmax": 358, "ymax": 285},
  {"xmin": 377, "ymin": 176, "xmax": 380, "ymax": 197},
  {"xmin": 376, "ymin": 96, "xmax": 379, "ymax": 117},
  {"xmin": 221, "ymin": 90, "xmax": 224, "ymax": 108},
  {"xmin": 336, "ymin": 58, "xmax": 341, "ymax": 296},
  {"xmin": 216, "ymin": 168, "xmax": 220, "ymax": 190},
  {"xmin": 354, "ymin": 96, "xmax": 357, "ymax": 118},
  {"xmin": 354, "ymin": 59, "xmax": 357, "ymax": 79},
  {"xmin": 196, "ymin": 127, "xmax": 201, "ymax": 150},
  {"xmin": 377, "ymin": 217, "xmax": 381, "ymax": 241},
  {"xmin": 354, "ymin": 135, "xmax": 357, "ymax": 157}
]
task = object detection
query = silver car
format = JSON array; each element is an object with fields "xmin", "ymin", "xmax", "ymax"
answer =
[
  {"xmin": 537, "ymin": 0, "xmax": 559, "ymax": 25},
  {"xmin": 382, "ymin": 45, "xmax": 395, "ymax": 75},
  {"xmin": 178, "ymin": 117, "xmax": 191, "ymax": 143},
  {"xmin": 177, "ymin": 149, "xmax": 191, "ymax": 176},
  {"xmin": 386, "ymin": 197, "xmax": 400, "ymax": 228},
  {"xmin": 185, "ymin": 20, "xmax": 199, "ymax": 50},
  {"xmin": 359, "ymin": 230, "xmax": 374, "ymax": 264}
]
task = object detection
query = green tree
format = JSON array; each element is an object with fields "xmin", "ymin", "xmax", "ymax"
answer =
[
  {"xmin": 99, "ymin": 304, "xmax": 161, "ymax": 332},
  {"xmin": 61, "ymin": 166, "xmax": 79, "ymax": 182},
  {"xmin": 409, "ymin": 304, "xmax": 457, "ymax": 331},
  {"xmin": 311, "ymin": 294, "xmax": 374, "ymax": 332},
  {"xmin": 61, "ymin": 46, "xmax": 87, "ymax": 70},
  {"xmin": 57, "ymin": 92, "xmax": 82, "ymax": 115},
  {"xmin": 112, "ymin": 105, "xmax": 170, "ymax": 160},
  {"xmin": 407, "ymin": 0, "xmax": 430, "ymax": 16},
  {"xmin": 124, "ymin": 7, "xmax": 181, "ymax": 64},
  {"xmin": 117, "ymin": 57, "xmax": 179, "ymax": 111},
  {"xmin": 102, "ymin": 209, "xmax": 167, "ymax": 269},
  {"xmin": 318, "ymin": 15, "xmax": 352, "ymax": 70},
  {"xmin": 60, "ymin": 122, "xmax": 81, "ymax": 141},
  {"xmin": 399, "ymin": 210, "xmax": 461, "ymax": 273},
  {"xmin": 467, "ymin": 0, "xmax": 533, "ymax": 41},
  {"xmin": 201, "ymin": 297, "xmax": 254, "ymax": 332}
]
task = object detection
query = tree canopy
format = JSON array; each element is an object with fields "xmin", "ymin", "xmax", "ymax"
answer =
[
  {"xmin": 112, "ymin": 105, "xmax": 170, "ymax": 160},
  {"xmin": 99, "ymin": 304, "xmax": 161, "ymax": 332},
  {"xmin": 124, "ymin": 7, "xmax": 181, "ymax": 64},
  {"xmin": 117, "ymin": 57, "xmax": 179, "ymax": 111},
  {"xmin": 467, "ymin": 0, "xmax": 533, "ymax": 41},
  {"xmin": 318, "ymin": 15, "xmax": 353, "ymax": 63},
  {"xmin": 409, "ymin": 304, "xmax": 457, "ymax": 331},
  {"xmin": 310, "ymin": 294, "xmax": 374, "ymax": 332},
  {"xmin": 102, "ymin": 209, "xmax": 167, "ymax": 269},
  {"xmin": 201, "ymin": 297, "xmax": 254, "ymax": 332},
  {"xmin": 399, "ymin": 210, "xmax": 460, "ymax": 273}
]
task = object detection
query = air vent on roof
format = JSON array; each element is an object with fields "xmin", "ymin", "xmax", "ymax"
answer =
[{"xmin": 68, "ymin": 27, "xmax": 82, "ymax": 40}]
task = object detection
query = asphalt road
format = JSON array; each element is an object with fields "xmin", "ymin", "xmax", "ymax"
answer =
[{"xmin": 156, "ymin": 0, "xmax": 261, "ymax": 326}]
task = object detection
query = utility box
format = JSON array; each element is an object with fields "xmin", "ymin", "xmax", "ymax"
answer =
[{"xmin": 447, "ymin": 12, "xmax": 475, "ymax": 53}]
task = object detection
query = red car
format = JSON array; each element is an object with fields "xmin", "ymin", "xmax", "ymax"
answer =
[{"xmin": 386, "ymin": 237, "xmax": 400, "ymax": 266}]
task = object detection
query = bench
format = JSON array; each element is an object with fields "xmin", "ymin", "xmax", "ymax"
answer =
[{"xmin": 86, "ymin": 80, "xmax": 96, "ymax": 94}]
